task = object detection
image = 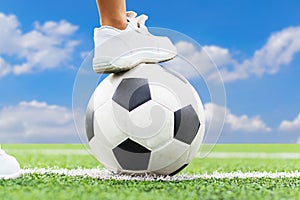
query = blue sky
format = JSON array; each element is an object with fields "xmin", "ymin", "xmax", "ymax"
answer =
[{"xmin": 0, "ymin": 0, "xmax": 300, "ymax": 143}]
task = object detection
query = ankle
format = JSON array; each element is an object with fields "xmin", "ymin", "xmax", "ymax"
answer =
[{"xmin": 101, "ymin": 17, "xmax": 127, "ymax": 30}]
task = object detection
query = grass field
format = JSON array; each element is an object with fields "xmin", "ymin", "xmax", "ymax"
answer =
[{"xmin": 1, "ymin": 144, "xmax": 300, "ymax": 200}]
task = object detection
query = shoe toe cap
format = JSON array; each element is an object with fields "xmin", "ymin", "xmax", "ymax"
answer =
[{"xmin": 0, "ymin": 154, "xmax": 21, "ymax": 178}]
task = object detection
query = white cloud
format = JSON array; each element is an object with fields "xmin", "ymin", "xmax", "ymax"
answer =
[
  {"xmin": 0, "ymin": 57, "xmax": 11, "ymax": 77},
  {"xmin": 205, "ymin": 103, "xmax": 271, "ymax": 133},
  {"xmin": 204, "ymin": 45, "xmax": 236, "ymax": 67},
  {"xmin": 218, "ymin": 27, "xmax": 300, "ymax": 82},
  {"xmin": 0, "ymin": 12, "xmax": 79, "ymax": 77},
  {"xmin": 250, "ymin": 27, "xmax": 300, "ymax": 75},
  {"xmin": 278, "ymin": 113, "xmax": 300, "ymax": 132},
  {"xmin": 0, "ymin": 13, "xmax": 21, "ymax": 55},
  {"xmin": 168, "ymin": 26, "xmax": 300, "ymax": 82},
  {"xmin": 297, "ymin": 137, "xmax": 300, "ymax": 144},
  {"xmin": 0, "ymin": 100, "xmax": 79, "ymax": 143},
  {"xmin": 226, "ymin": 113, "xmax": 272, "ymax": 132},
  {"xmin": 34, "ymin": 20, "xmax": 78, "ymax": 36},
  {"xmin": 164, "ymin": 41, "xmax": 234, "ymax": 83}
]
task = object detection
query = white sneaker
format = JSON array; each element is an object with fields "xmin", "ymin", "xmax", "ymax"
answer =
[
  {"xmin": 93, "ymin": 11, "xmax": 177, "ymax": 73},
  {"xmin": 0, "ymin": 149, "xmax": 21, "ymax": 179}
]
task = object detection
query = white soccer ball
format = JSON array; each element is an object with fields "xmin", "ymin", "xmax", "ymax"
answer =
[{"xmin": 86, "ymin": 64, "xmax": 205, "ymax": 175}]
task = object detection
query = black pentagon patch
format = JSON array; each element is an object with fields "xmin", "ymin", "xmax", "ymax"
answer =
[
  {"xmin": 169, "ymin": 164, "xmax": 188, "ymax": 176},
  {"xmin": 112, "ymin": 78, "xmax": 151, "ymax": 112},
  {"xmin": 113, "ymin": 138, "xmax": 151, "ymax": 171},
  {"xmin": 85, "ymin": 102, "xmax": 95, "ymax": 142},
  {"xmin": 174, "ymin": 105, "xmax": 200, "ymax": 145}
]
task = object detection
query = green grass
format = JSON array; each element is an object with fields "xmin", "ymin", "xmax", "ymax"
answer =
[
  {"xmin": 1, "ymin": 144, "xmax": 300, "ymax": 200},
  {"xmin": 210, "ymin": 144, "xmax": 300, "ymax": 153},
  {"xmin": 2, "ymin": 174, "xmax": 300, "ymax": 200}
]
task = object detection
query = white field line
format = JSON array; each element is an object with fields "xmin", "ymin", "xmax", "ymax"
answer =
[
  {"xmin": 21, "ymin": 168, "xmax": 300, "ymax": 181},
  {"xmin": 7, "ymin": 149, "xmax": 300, "ymax": 159},
  {"xmin": 6, "ymin": 149, "xmax": 91, "ymax": 155},
  {"xmin": 203, "ymin": 152, "xmax": 300, "ymax": 159}
]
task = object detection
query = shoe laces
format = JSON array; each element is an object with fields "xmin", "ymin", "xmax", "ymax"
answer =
[{"xmin": 126, "ymin": 11, "xmax": 149, "ymax": 34}]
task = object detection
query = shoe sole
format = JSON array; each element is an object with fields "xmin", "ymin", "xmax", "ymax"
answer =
[{"xmin": 93, "ymin": 51, "xmax": 176, "ymax": 74}]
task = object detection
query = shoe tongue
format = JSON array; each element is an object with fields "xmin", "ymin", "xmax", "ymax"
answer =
[
  {"xmin": 136, "ymin": 15, "xmax": 148, "ymax": 28},
  {"xmin": 126, "ymin": 11, "xmax": 137, "ymax": 19},
  {"xmin": 126, "ymin": 11, "xmax": 149, "ymax": 33}
]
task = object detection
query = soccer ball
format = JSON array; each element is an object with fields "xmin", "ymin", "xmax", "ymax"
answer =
[{"xmin": 86, "ymin": 64, "xmax": 205, "ymax": 175}]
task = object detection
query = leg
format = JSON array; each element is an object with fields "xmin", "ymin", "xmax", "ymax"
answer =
[{"xmin": 96, "ymin": 0, "xmax": 127, "ymax": 30}]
